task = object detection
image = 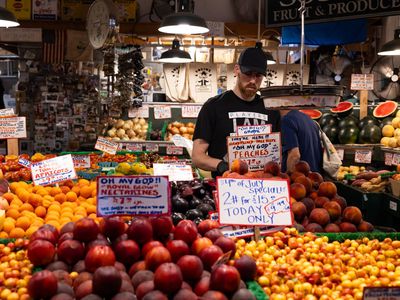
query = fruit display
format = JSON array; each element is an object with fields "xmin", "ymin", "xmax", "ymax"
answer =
[
  {"xmin": 165, "ymin": 121, "xmax": 196, "ymax": 141},
  {"xmin": 336, "ymin": 165, "xmax": 365, "ymax": 181},
  {"xmin": 236, "ymin": 227, "xmax": 400, "ymax": 300},
  {"xmin": 330, "ymin": 101, "xmax": 354, "ymax": 118},
  {"xmin": 105, "ymin": 117, "xmax": 149, "ymax": 141},
  {"xmin": 24, "ymin": 216, "xmax": 259, "ymax": 300},
  {"xmin": 373, "ymin": 100, "xmax": 398, "ymax": 119},
  {"xmin": 89, "ymin": 153, "xmax": 137, "ymax": 166},
  {"xmin": 380, "ymin": 110, "xmax": 400, "ymax": 148},
  {"xmin": 114, "ymin": 162, "xmax": 151, "ymax": 175},
  {"xmin": 299, "ymin": 109, "xmax": 322, "ymax": 120}
]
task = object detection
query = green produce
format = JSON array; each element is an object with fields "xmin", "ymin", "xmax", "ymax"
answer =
[
  {"xmin": 338, "ymin": 126, "xmax": 359, "ymax": 144},
  {"xmin": 358, "ymin": 124, "xmax": 382, "ymax": 144}
]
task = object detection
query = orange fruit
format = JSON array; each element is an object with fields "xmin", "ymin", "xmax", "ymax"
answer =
[
  {"xmin": 42, "ymin": 199, "xmax": 52, "ymax": 208},
  {"xmin": 2, "ymin": 192, "xmax": 15, "ymax": 202},
  {"xmin": 46, "ymin": 220, "xmax": 60, "ymax": 229},
  {"xmin": 78, "ymin": 179, "xmax": 90, "ymax": 187},
  {"xmin": 65, "ymin": 191, "xmax": 78, "ymax": 202},
  {"xmin": 34, "ymin": 206, "xmax": 46, "ymax": 218},
  {"xmin": 19, "ymin": 203, "xmax": 34, "ymax": 212},
  {"xmin": 10, "ymin": 198, "xmax": 23, "ymax": 207},
  {"xmin": 9, "ymin": 182, "xmax": 19, "ymax": 193},
  {"xmin": 6, "ymin": 208, "xmax": 20, "ymax": 220},
  {"xmin": 9, "ymin": 228, "xmax": 25, "ymax": 239},
  {"xmin": 49, "ymin": 187, "xmax": 62, "ymax": 197},
  {"xmin": 18, "ymin": 191, "xmax": 30, "ymax": 203},
  {"xmin": 29, "ymin": 194, "xmax": 43, "ymax": 207},
  {"xmin": 0, "ymin": 232, "xmax": 8, "ymax": 238},
  {"xmin": 79, "ymin": 186, "xmax": 93, "ymax": 199},
  {"xmin": 54, "ymin": 193, "xmax": 67, "ymax": 204},
  {"xmin": 71, "ymin": 186, "xmax": 80, "ymax": 196},
  {"xmin": 3, "ymin": 220, "xmax": 14, "ymax": 233},
  {"xmin": 60, "ymin": 186, "xmax": 70, "ymax": 194},
  {"xmin": 15, "ymin": 216, "xmax": 31, "ymax": 230},
  {"xmin": 25, "ymin": 226, "xmax": 39, "ymax": 237}
]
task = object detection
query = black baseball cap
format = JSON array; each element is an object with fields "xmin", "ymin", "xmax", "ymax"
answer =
[{"xmin": 238, "ymin": 47, "xmax": 268, "ymax": 76}]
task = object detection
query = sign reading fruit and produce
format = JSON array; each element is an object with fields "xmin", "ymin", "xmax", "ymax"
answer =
[
  {"xmin": 96, "ymin": 175, "xmax": 170, "ymax": 217},
  {"xmin": 217, "ymin": 178, "xmax": 292, "ymax": 226},
  {"xmin": 0, "ymin": 116, "xmax": 27, "ymax": 139},
  {"xmin": 31, "ymin": 154, "xmax": 77, "ymax": 186},
  {"xmin": 227, "ymin": 133, "xmax": 281, "ymax": 171}
]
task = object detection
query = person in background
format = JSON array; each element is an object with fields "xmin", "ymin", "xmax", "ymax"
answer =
[
  {"xmin": 281, "ymin": 110, "xmax": 323, "ymax": 173},
  {"xmin": 192, "ymin": 45, "xmax": 281, "ymax": 178}
]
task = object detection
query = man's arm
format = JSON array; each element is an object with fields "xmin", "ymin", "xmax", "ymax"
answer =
[
  {"xmin": 286, "ymin": 147, "xmax": 300, "ymax": 173},
  {"xmin": 192, "ymin": 138, "xmax": 223, "ymax": 172}
]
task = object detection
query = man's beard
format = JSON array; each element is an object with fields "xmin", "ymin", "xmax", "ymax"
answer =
[{"xmin": 238, "ymin": 75, "xmax": 258, "ymax": 99}]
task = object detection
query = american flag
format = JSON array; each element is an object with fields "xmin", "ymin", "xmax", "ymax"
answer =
[{"xmin": 42, "ymin": 29, "xmax": 66, "ymax": 64}]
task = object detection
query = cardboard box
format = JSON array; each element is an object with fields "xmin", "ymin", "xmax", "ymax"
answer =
[
  {"xmin": 115, "ymin": 0, "xmax": 137, "ymax": 22},
  {"xmin": 61, "ymin": 0, "xmax": 92, "ymax": 21},
  {"xmin": 32, "ymin": 0, "xmax": 58, "ymax": 20},
  {"xmin": 7, "ymin": 0, "xmax": 31, "ymax": 20},
  {"xmin": 390, "ymin": 178, "xmax": 400, "ymax": 197}
]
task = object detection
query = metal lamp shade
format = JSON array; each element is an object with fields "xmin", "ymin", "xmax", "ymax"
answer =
[
  {"xmin": 266, "ymin": 51, "xmax": 276, "ymax": 65},
  {"xmin": 158, "ymin": 39, "xmax": 192, "ymax": 63},
  {"xmin": 158, "ymin": 12, "xmax": 209, "ymax": 35},
  {"xmin": 378, "ymin": 38, "xmax": 400, "ymax": 56},
  {"xmin": 0, "ymin": 7, "xmax": 19, "ymax": 27}
]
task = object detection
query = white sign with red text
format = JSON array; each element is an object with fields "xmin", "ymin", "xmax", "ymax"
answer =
[
  {"xmin": 72, "ymin": 155, "xmax": 91, "ymax": 169},
  {"xmin": 95, "ymin": 137, "xmax": 119, "ymax": 155},
  {"xmin": 31, "ymin": 155, "xmax": 77, "ymax": 186}
]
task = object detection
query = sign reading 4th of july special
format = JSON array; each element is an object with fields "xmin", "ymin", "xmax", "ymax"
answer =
[
  {"xmin": 217, "ymin": 178, "xmax": 293, "ymax": 226},
  {"xmin": 96, "ymin": 176, "xmax": 170, "ymax": 217},
  {"xmin": 31, "ymin": 154, "xmax": 77, "ymax": 186}
]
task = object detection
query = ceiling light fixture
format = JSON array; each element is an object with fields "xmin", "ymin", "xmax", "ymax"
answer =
[
  {"xmin": 0, "ymin": 7, "xmax": 19, "ymax": 27},
  {"xmin": 378, "ymin": 28, "xmax": 400, "ymax": 56},
  {"xmin": 158, "ymin": 1, "xmax": 209, "ymax": 35},
  {"xmin": 158, "ymin": 38, "xmax": 192, "ymax": 63}
]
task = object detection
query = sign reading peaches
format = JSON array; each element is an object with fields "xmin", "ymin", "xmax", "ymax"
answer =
[
  {"xmin": 31, "ymin": 154, "xmax": 77, "ymax": 186},
  {"xmin": 216, "ymin": 178, "xmax": 292, "ymax": 226},
  {"xmin": 96, "ymin": 175, "xmax": 170, "ymax": 217},
  {"xmin": 227, "ymin": 133, "xmax": 281, "ymax": 171}
]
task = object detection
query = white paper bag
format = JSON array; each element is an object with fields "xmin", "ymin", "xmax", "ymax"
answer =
[{"xmin": 188, "ymin": 63, "xmax": 218, "ymax": 103}]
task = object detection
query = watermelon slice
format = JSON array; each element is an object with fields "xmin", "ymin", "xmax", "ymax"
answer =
[
  {"xmin": 373, "ymin": 100, "xmax": 398, "ymax": 119},
  {"xmin": 299, "ymin": 109, "xmax": 322, "ymax": 120},
  {"xmin": 330, "ymin": 101, "xmax": 354, "ymax": 117}
]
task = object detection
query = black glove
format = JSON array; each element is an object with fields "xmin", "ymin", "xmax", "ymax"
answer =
[{"xmin": 216, "ymin": 161, "xmax": 229, "ymax": 176}]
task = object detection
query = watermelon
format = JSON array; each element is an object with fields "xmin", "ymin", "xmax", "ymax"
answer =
[
  {"xmin": 338, "ymin": 116, "xmax": 359, "ymax": 129},
  {"xmin": 322, "ymin": 125, "xmax": 339, "ymax": 144},
  {"xmin": 338, "ymin": 126, "xmax": 359, "ymax": 144},
  {"xmin": 330, "ymin": 101, "xmax": 354, "ymax": 117},
  {"xmin": 299, "ymin": 109, "xmax": 322, "ymax": 120},
  {"xmin": 358, "ymin": 124, "xmax": 382, "ymax": 144},
  {"xmin": 319, "ymin": 114, "xmax": 338, "ymax": 128},
  {"xmin": 358, "ymin": 116, "xmax": 379, "ymax": 129},
  {"xmin": 373, "ymin": 100, "xmax": 398, "ymax": 119},
  {"xmin": 380, "ymin": 117, "xmax": 394, "ymax": 129}
]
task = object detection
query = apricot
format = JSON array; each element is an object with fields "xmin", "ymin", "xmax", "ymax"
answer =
[
  {"xmin": 317, "ymin": 181, "xmax": 337, "ymax": 199},
  {"xmin": 230, "ymin": 159, "xmax": 249, "ymax": 175},
  {"xmin": 342, "ymin": 206, "xmax": 362, "ymax": 225},
  {"xmin": 290, "ymin": 183, "xmax": 306, "ymax": 200},
  {"xmin": 309, "ymin": 208, "xmax": 330, "ymax": 226}
]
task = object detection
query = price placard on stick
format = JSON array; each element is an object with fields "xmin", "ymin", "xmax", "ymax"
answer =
[
  {"xmin": 350, "ymin": 74, "xmax": 374, "ymax": 91},
  {"xmin": 31, "ymin": 154, "xmax": 77, "ymax": 186},
  {"xmin": 154, "ymin": 106, "xmax": 172, "ymax": 119},
  {"xmin": 217, "ymin": 178, "xmax": 292, "ymax": 226},
  {"xmin": 95, "ymin": 137, "xmax": 119, "ymax": 155},
  {"xmin": 0, "ymin": 117, "xmax": 26, "ymax": 139},
  {"xmin": 128, "ymin": 106, "xmax": 149, "ymax": 118},
  {"xmin": 182, "ymin": 105, "xmax": 201, "ymax": 118},
  {"xmin": 96, "ymin": 176, "xmax": 170, "ymax": 217}
]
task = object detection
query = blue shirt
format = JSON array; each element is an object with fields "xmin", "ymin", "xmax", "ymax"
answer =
[{"xmin": 281, "ymin": 110, "xmax": 323, "ymax": 173}]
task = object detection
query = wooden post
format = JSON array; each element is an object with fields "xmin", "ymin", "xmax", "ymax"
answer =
[
  {"xmin": 359, "ymin": 90, "xmax": 368, "ymax": 119},
  {"xmin": 7, "ymin": 139, "xmax": 18, "ymax": 156},
  {"xmin": 254, "ymin": 227, "xmax": 260, "ymax": 241}
]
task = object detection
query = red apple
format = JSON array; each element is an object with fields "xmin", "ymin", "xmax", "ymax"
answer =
[
  {"xmin": 166, "ymin": 240, "xmax": 190, "ymax": 262},
  {"xmin": 30, "ymin": 228, "xmax": 58, "ymax": 245},
  {"xmin": 27, "ymin": 239, "xmax": 56, "ymax": 266},
  {"xmin": 73, "ymin": 217, "xmax": 100, "ymax": 243},
  {"xmin": 151, "ymin": 216, "xmax": 173, "ymax": 240},
  {"xmin": 28, "ymin": 270, "xmax": 58, "ymax": 299},
  {"xmin": 57, "ymin": 239, "xmax": 85, "ymax": 265},
  {"xmin": 177, "ymin": 255, "xmax": 204, "ymax": 283}
]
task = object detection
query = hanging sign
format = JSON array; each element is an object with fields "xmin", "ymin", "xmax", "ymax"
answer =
[
  {"xmin": 0, "ymin": 117, "xmax": 26, "ymax": 139},
  {"xmin": 385, "ymin": 152, "xmax": 394, "ymax": 166},
  {"xmin": 95, "ymin": 137, "xmax": 119, "ymax": 155},
  {"xmin": 72, "ymin": 155, "xmax": 91, "ymax": 169},
  {"xmin": 31, "ymin": 155, "xmax": 77, "ymax": 186},
  {"xmin": 96, "ymin": 176, "xmax": 170, "ymax": 217},
  {"xmin": 227, "ymin": 133, "xmax": 281, "ymax": 171},
  {"xmin": 181, "ymin": 105, "xmax": 202, "ymax": 118},
  {"xmin": 351, "ymin": 74, "xmax": 374, "ymax": 91},
  {"xmin": 236, "ymin": 125, "xmax": 272, "ymax": 136},
  {"xmin": 217, "ymin": 177, "xmax": 292, "ymax": 226},
  {"xmin": 128, "ymin": 106, "xmax": 149, "ymax": 118},
  {"xmin": 355, "ymin": 149, "xmax": 372, "ymax": 164},
  {"xmin": 153, "ymin": 163, "xmax": 194, "ymax": 182},
  {"xmin": 363, "ymin": 287, "xmax": 400, "ymax": 300},
  {"xmin": 154, "ymin": 106, "xmax": 172, "ymax": 119}
]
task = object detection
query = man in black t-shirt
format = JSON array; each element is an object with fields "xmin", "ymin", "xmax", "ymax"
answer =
[{"xmin": 192, "ymin": 46, "xmax": 281, "ymax": 177}]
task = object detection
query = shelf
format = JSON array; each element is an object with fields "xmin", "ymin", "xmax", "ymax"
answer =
[{"xmin": 334, "ymin": 144, "xmax": 376, "ymax": 150}]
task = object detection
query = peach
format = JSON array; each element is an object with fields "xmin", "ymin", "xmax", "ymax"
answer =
[
  {"xmin": 294, "ymin": 160, "xmax": 311, "ymax": 175},
  {"xmin": 294, "ymin": 176, "xmax": 313, "ymax": 194},
  {"xmin": 290, "ymin": 183, "xmax": 306, "ymax": 200},
  {"xmin": 300, "ymin": 197, "xmax": 315, "ymax": 215},
  {"xmin": 309, "ymin": 191, "xmax": 318, "ymax": 200},
  {"xmin": 317, "ymin": 182, "xmax": 337, "ymax": 199},
  {"xmin": 323, "ymin": 201, "xmax": 342, "ymax": 221},
  {"xmin": 339, "ymin": 222, "xmax": 357, "ymax": 232},
  {"xmin": 230, "ymin": 159, "xmax": 249, "ymax": 175},
  {"xmin": 358, "ymin": 220, "xmax": 374, "ymax": 232},
  {"xmin": 331, "ymin": 195, "xmax": 347, "ymax": 211},
  {"xmin": 325, "ymin": 223, "xmax": 341, "ymax": 233},
  {"xmin": 305, "ymin": 223, "xmax": 324, "ymax": 232},
  {"xmin": 342, "ymin": 206, "xmax": 362, "ymax": 225},
  {"xmin": 308, "ymin": 172, "xmax": 324, "ymax": 189},
  {"xmin": 292, "ymin": 202, "xmax": 307, "ymax": 222},
  {"xmin": 290, "ymin": 171, "xmax": 305, "ymax": 183},
  {"xmin": 309, "ymin": 208, "xmax": 330, "ymax": 226},
  {"xmin": 263, "ymin": 161, "xmax": 280, "ymax": 176},
  {"xmin": 301, "ymin": 216, "xmax": 309, "ymax": 228},
  {"xmin": 280, "ymin": 172, "xmax": 290, "ymax": 180},
  {"xmin": 314, "ymin": 196, "xmax": 329, "ymax": 208}
]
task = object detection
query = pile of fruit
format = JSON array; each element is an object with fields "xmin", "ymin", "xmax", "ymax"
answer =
[
  {"xmin": 380, "ymin": 111, "xmax": 400, "ymax": 148},
  {"xmin": 25, "ymin": 216, "xmax": 260, "ymax": 300},
  {"xmin": 236, "ymin": 227, "xmax": 400, "ymax": 300},
  {"xmin": 223, "ymin": 159, "xmax": 374, "ymax": 233},
  {"xmin": 114, "ymin": 162, "xmax": 151, "ymax": 175},
  {"xmin": 165, "ymin": 121, "xmax": 196, "ymax": 141},
  {"xmin": 105, "ymin": 117, "xmax": 149, "ymax": 141},
  {"xmin": 336, "ymin": 165, "xmax": 365, "ymax": 181},
  {"xmin": 347, "ymin": 169, "xmax": 391, "ymax": 192}
]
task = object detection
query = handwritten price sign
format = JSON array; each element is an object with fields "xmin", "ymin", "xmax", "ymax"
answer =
[
  {"xmin": 355, "ymin": 149, "xmax": 372, "ymax": 164},
  {"xmin": 31, "ymin": 155, "xmax": 77, "ymax": 186},
  {"xmin": 128, "ymin": 106, "xmax": 149, "ymax": 118},
  {"xmin": 145, "ymin": 143, "xmax": 159, "ymax": 152},
  {"xmin": 166, "ymin": 145, "xmax": 183, "ymax": 155},
  {"xmin": 95, "ymin": 137, "xmax": 119, "ymax": 155},
  {"xmin": 217, "ymin": 178, "xmax": 292, "ymax": 226},
  {"xmin": 154, "ymin": 106, "xmax": 172, "ymax": 119},
  {"xmin": 392, "ymin": 153, "xmax": 400, "ymax": 166},
  {"xmin": 385, "ymin": 152, "xmax": 394, "ymax": 166},
  {"xmin": 363, "ymin": 286, "xmax": 400, "ymax": 300},
  {"xmin": 0, "ymin": 117, "xmax": 27, "ymax": 139},
  {"xmin": 181, "ymin": 105, "xmax": 201, "ymax": 118}
]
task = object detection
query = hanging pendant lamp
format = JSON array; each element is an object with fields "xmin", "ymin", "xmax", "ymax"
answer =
[
  {"xmin": 158, "ymin": 38, "xmax": 192, "ymax": 63},
  {"xmin": 159, "ymin": 12, "xmax": 209, "ymax": 35},
  {"xmin": 378, "ymin": 29, "xmax": 400, "ymax": 56},
  {"xmin": 0, "ymin": 7, "xmax": 19, "ymax": 27}
]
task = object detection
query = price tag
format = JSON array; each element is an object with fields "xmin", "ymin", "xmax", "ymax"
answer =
[
  {"xmin": 354, "ymin": 149, "xmax": 372, "ymax": 164},
  {"xmin": 18, "ymin": 158, "xmax": 31, "ymax": 168},
  {"xmin": 0, "ymin": 117, "xmax": 27, "ymax": 139},
  {"xmin": 390, "ymin": 201, "xmax": 398, "ymax": 212},
  {"xmin": 385, "ymin": 152, "xmax": 394, "ymax": 166},
  {"xmin": 125, "ymin": 143, "xmax": 143, "ymax": 152},
  {"xmin": 350, "ymin": 73, "xmax": 374, "ymax": 91},
  {"xmin": 393, "ymin": 153, "xmax": 400, "ymax": 166},
  {"xmin": 154, "ymin": 106, "xmax": 172, "ymax": 119},
  {"xmin": 96, "ymin": 176, "xmax": 170, "ymax": 217},
  {"xmin": 337, "ymin": 148, "xmax": 344, "ymax": 160},
  {"xmin": 31, "ymin": 154, "xmax": 77, "ymax": 186},
  {"xmin": 0, "ymin": 108, "xmax": 15, "ymax": 117},
  {"xmin": 237, "ymin": 125, "xmax": 272, "ymax": 136},
  {"xmin": 145, "ymin": 143, "xmax": 159, "ymax": 152},
  {"xmin": 363, "ymin": 286, "xmax": 400, "ymax": 300},
  {"xmin": 166, "ymin": 145, "xmax": 183, "ymax": 155},
  {"xmin": 128, "ymin": 106, "xmax": 149, "ymax": 118},
  {"xmin": 181, "ymin": 105, "xmax": 201, "ymax": 118},
  {"xmin": 153, "ymin": 163, "xmax": 194, "ymax": 182},
  {"xmin": 72, "ymin": 155, "xmax": 91, "ymax": 169},
  {"xmin": 95, "ymin": 137, "xmax": 119, "ymax": 155},
  {"xmin": 216, "ymin": 177, "xmax": 292, "ymax": 226}
]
